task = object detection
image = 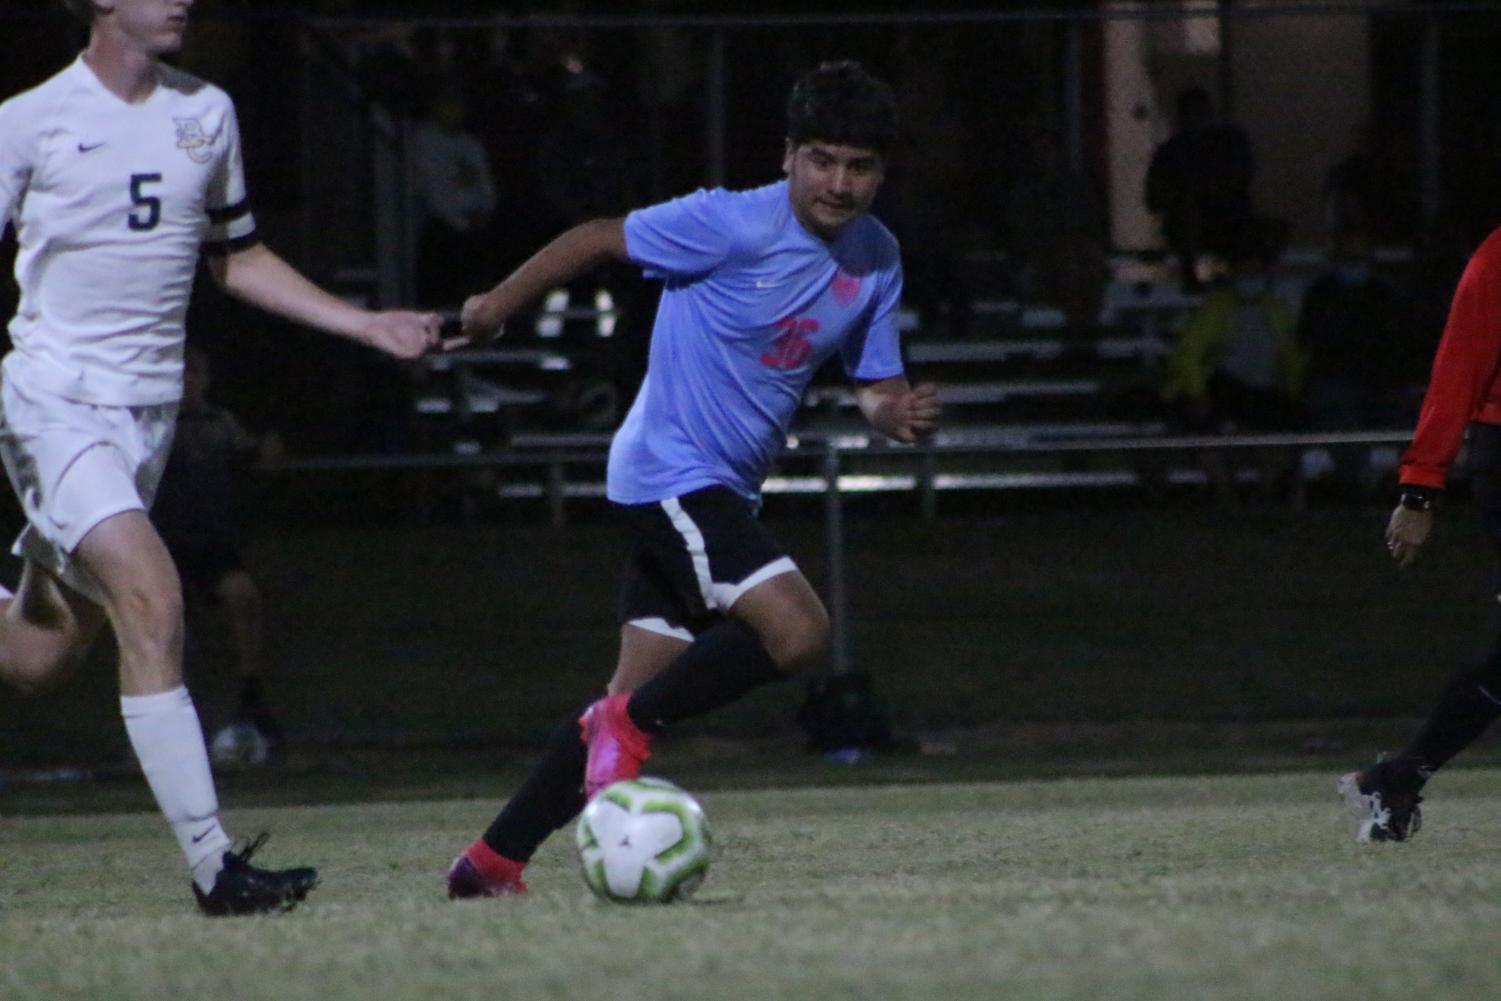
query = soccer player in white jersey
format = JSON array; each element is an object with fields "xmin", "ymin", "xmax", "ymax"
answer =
[
  {"xmin": 0, "ymin": 0, "xmax": 441, "ymax": 915},
  {"xmin": 444, "ymin": 61, "xmax": 939, "ymax": 898}
]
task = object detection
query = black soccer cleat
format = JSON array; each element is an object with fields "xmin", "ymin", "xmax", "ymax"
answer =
[
  {"xmin": 1337, "ymin": 757, "xmax": 1430, "ymax": 843},
  {"xmin": 193, "ymin": 834, "xmax": 319, "ymax": 916}
]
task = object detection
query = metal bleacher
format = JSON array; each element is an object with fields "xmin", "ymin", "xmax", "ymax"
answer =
[{"xmin": 285, "ymin": 256, "xmax": 1414, "ymax": 524}]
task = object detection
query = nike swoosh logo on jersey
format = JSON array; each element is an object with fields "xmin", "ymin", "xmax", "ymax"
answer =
[{"xmin": 77, "ymin": 141, "xmax": 106, "ymax": 153}]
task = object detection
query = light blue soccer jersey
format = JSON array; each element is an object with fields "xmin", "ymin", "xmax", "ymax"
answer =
[{"xmin": 607, "ymin": 181, "xmax": 905, "ymax": 504}]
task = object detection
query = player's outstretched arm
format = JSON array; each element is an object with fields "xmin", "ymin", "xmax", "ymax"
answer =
[
  {"xmin": 856, "ymin": 377, "xmax": 941, "ymax": 444},
  {"xmin": 209, "ymin": 244, "xmax": 440, "ymax": 359},
  {"xmin": 454, "ymin": 217, "xmax": 629, "ymax": 349}
]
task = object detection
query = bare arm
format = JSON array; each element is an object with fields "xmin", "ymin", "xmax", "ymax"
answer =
[
  {"xmin": 856, "ymin": 376, "xmax": 941, "ymax": 444},
  {"xmin": 456, "ymin": 217, "xmax": 630, "ymax": 347},
  {"xmin": 208, "ymin": 243, "xmax": 439, "ymax": 359}
]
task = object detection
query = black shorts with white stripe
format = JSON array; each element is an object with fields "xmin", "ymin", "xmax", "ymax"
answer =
[{"xmin": 615, "ymin": 485, "xmax": 798, "ymax": 640}]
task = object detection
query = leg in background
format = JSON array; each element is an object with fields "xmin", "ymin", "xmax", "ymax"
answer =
[
  {"xmin": 215, "ymin": 568, "xmax": 281, "ymax": 745},
  {"xmin": 0, "ymin": 559, "xmax": 108, "ymax": 695}
]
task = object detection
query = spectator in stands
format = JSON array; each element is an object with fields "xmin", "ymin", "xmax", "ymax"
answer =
[
  {"xmin": 413, "ymin": 88, "xmax": 498, "ymax": 309},
  {"xmin": 153, "ymin": 346, "xmax": 283, "ymax": 755},
  {"xmin": 1434, "ymin": 101, "xmax": 1501, "ymax": 255},
  {"xmin": 462, "ymin": 26, "xmax": 550, "ymax": 271},
  {"xmin": 1301, "ymin": 240, "xmax": 1412, "ymax": 419},
  {"xmin": 1340, "ymin": 223, "xmax": 1501, "ymax": 844},
  {"xmin": 346, "ymin": 21, "xmax": 428, "ymax": 120},
  {"xmin": 534, "ymin": 69, "xmax": 639, "ymax": 232},
  {"xmin": 886, "ymin": 49, "xmax": 970, "ymax": 337},
  {"xmin": 634, "ymin": 12, "xmax": 706, "ymax": 202},
  {"xmin": 1322, "ymin": 119, "xmax": 1416, "ymax": 250},
  {"xmin": 1145, "ymin": 87, "xmax": 1256, "ymax": 291},
  {"xmin": 1164, "ymin": 220, "xmax": 1305, "ymax": 500},
  {"xmin": 1005, "ymin": 124, "xmax": 1109, "ymax": 328},
  {"xmin": 1298, "ymin": 229, "xmax": 1418, "ymax": 495}
]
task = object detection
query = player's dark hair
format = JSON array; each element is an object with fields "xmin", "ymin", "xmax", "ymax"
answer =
[
  {"xmin": 786, "ymin": 60, "xmax": 898, "ymax": 156},
  {"xmin": 59, "ymin": 0, "xmax": 97, "ymax": 23}
]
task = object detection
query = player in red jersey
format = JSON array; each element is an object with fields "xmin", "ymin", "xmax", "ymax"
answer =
[{"xmin": 1339, "ymin": 225, "xmax": 1501, "ymax": 841}]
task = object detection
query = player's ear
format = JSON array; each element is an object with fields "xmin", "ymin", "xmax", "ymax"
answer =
[
  {"xmin": 782, "ymin": 139, "xmax": 796, "ymax": 176},
  {"xmin": 59, "ymin": 0, "xmax": 104, "ymax": 22}
]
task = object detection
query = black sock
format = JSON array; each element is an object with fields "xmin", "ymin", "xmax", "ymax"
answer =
[
  {"xmin": 626, "ymin": 620, "xmax": 785, "ymax": 733},
  {"xmin": 483, "ymin": 707, "xmax": 590, "ymax": 862},
  {"xmin": 1401, "ymin": 665, "xmax": 1501, "ymax": 772}
]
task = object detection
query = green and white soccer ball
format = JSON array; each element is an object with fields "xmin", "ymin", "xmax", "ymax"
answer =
[{"xmin": 576, "ymin": 777, "xmax": 712, "ymax": 903}]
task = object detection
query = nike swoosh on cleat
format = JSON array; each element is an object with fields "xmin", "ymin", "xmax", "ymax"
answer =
[{"xmin": 77, "ymin": 141, "xmax": 106, "ymax": 153}]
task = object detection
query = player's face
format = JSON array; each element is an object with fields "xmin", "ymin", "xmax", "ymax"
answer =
[
  {"xmin": 106, "ymin": 0, "xmax": 195, "ymax": 56},
  {"xmin": 782, "ymin": 140, "xmax": 885, "ymax": 240}
]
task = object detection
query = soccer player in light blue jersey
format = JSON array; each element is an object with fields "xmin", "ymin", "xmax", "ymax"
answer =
[{"xmin": 445, "ymin": 61, "xmax": 939, "ymax": 897}]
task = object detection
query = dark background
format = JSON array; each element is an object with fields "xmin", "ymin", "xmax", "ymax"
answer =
[{"xmin": 3, "ymin": 2, "xmax": 1501, "ymax": 769}]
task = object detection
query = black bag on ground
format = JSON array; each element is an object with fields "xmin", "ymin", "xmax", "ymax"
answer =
[{"xmin": 795, "ymin": 672, "xmax": 897, "ymax": 753}]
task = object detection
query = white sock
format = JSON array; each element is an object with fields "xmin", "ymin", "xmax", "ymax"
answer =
[{"xmin": 122, "ymin": 686, "xmax": 233, "ymax": 893}]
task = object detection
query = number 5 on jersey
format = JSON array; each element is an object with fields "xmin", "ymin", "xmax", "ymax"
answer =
[{"xmin": 129, "ymin": 173, "xmax": 162, "ymax": 232}]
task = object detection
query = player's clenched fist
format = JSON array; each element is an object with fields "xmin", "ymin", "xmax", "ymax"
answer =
[
  {"xmin": 362, "ymin": 311, "xmax": 443, "ymax": 359},
  {"xmin": 902, "ymin": 382, "xmax": 942, "ymax": 443},
  {"xmin": 454, "ymin": 293, "xmax": 506, "ymax": 350},
  {"xmin": 1385, "ymin": 504, "xmax": 1433, "ymax": 568}
]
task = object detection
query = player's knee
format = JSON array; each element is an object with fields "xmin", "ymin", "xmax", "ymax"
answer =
[
  {"xmin": 764, "ymin": 609, "xmax": 829, "ymax": 674},
  {"xmin": 1, "ymin": 659, "xmax": 48, "ymax": 696},
  {"xmin": 111, "ymin": 580, "xmax": 184, "ymax": 648},
  {"xmin": 5, "ymin": 664, "xmax": 63, "ymax": 696},
  {"xmin": 0, "ymin": 642, "xmax": 86, "ymax": 696}
]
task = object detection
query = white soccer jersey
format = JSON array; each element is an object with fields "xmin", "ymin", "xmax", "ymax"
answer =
[{"xmin": 0, "ymin": 57, "xmax": 257, "ymax": 406}]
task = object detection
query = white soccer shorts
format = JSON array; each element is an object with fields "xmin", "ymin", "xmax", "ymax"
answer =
[{"xmin": 0, "ymin": 377, "xmax": 177, "ymax": 602}]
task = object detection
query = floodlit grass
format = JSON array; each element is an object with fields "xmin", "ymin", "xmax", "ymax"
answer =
[{"xmin": 5, "ymin": 768, "xmax": 1501, "ymax": 1001}]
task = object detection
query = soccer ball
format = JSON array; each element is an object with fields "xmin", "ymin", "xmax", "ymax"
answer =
[
  {"xmin": 576, "ymin": 777, "xmax": 712, "ymax": 903},
  {"xmin": 209, "ymin": 721, "xmax": 270, "ymax": 768}
]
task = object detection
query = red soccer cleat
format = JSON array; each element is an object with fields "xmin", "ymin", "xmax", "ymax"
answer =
[
  {"xmin": 446, "ymin": 840, "xmax": 527, "ymax": 899},
  {"xmin": 580, "ymin": 693, "xmax": 653, "ymax": 799}
]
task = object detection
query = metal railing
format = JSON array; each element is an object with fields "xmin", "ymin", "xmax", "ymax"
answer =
[{"xmin": 280, "ymin": 426, "xmax": 1417, "ymax": 673}]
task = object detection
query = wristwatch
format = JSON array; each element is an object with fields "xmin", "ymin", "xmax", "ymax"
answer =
[{"xmin": 1398, "ymin": 485, "xmax": 1438, "ymax": 512}]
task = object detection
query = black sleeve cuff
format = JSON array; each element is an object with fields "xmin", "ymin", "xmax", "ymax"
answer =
[
  {"xmin": 202, "ymin": 232, "xmax": 261, "ymax": 257},
  {"xmin": 1398, "ymin": 484, "xmax": 1439, "ymax": 511}
]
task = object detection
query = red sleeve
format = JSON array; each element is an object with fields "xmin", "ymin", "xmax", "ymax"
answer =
[{"xmin": 1401, "ymin": 228, "xmax": 1501, "ymax": 489}]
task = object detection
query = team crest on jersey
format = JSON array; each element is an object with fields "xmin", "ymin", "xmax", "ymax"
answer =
[
  {"xmin": 173, "ymin": 118, "xmax": 220, "ymax": 164},
  {"xmin": 831, "ymin": 267, "xmax": 863, "ymax": 306}
]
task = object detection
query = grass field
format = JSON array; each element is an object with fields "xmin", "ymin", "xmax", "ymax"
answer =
[
  {"xmin": 5, "ymin": 755, "xmax": 1501, "ymax": 1001},
  {"xmin": 4, "ymin": 504, "xmax": 1500, "ymax": 997}
]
